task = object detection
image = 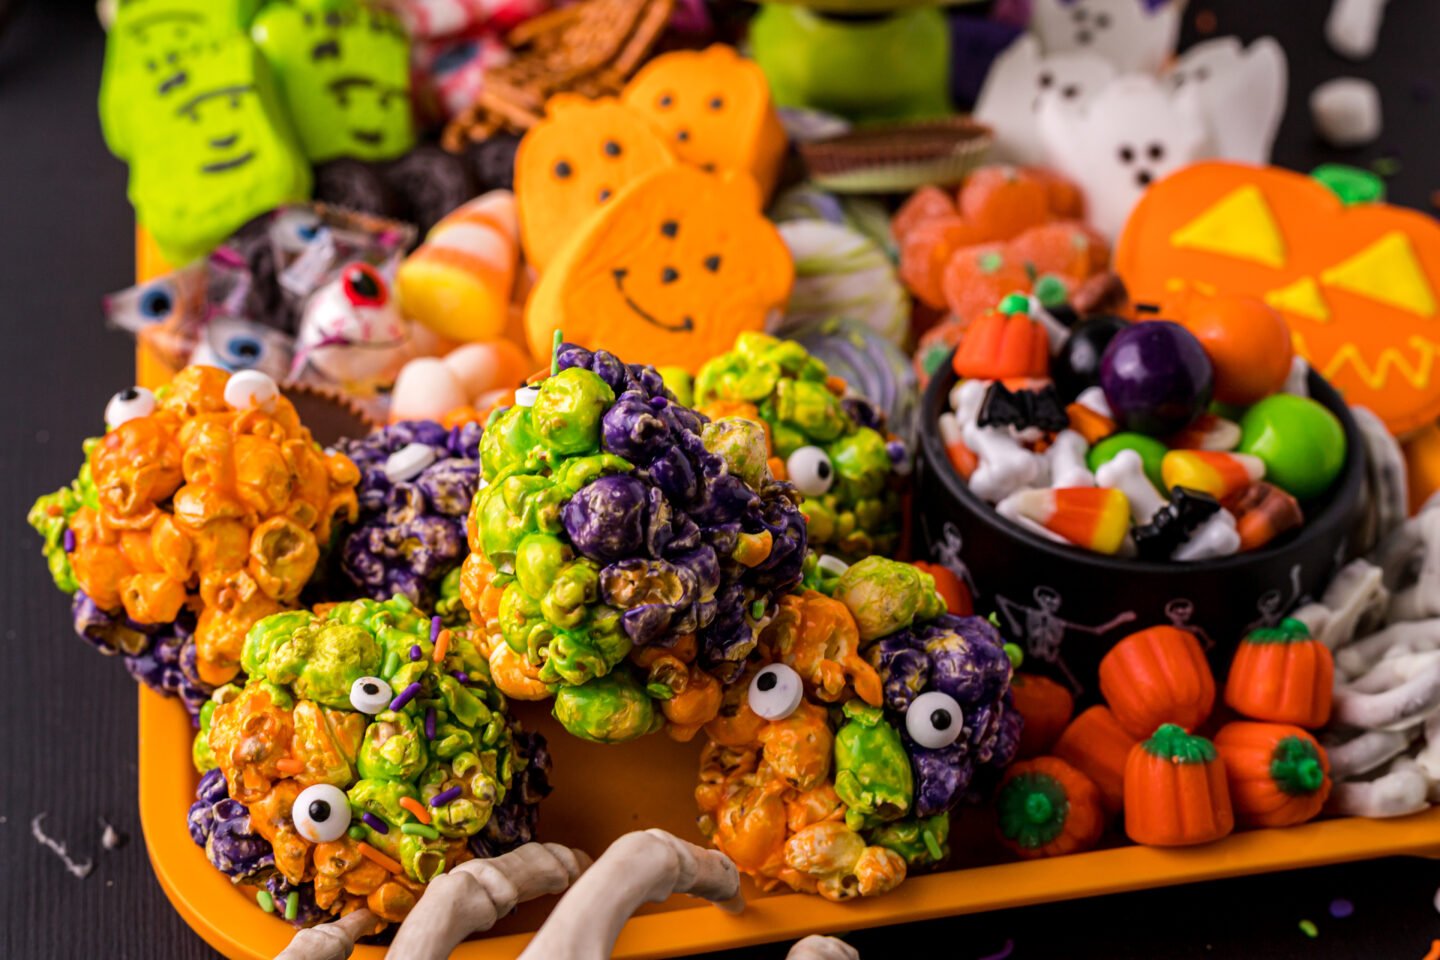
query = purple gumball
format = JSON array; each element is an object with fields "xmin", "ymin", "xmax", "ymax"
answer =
[{"xmin": 1099, "ymin": 321, "xmax": 1214, "ymax": 437}]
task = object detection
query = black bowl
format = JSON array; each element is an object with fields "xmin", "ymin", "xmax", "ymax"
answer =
[{"xmin": 914, "ymin": 360, "xmax": 1367, "ymax": 702}]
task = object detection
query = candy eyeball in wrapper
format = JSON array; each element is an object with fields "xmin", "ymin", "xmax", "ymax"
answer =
[
  {"xmin": 105, "ymin": 386, "xmax": 156, "ymax": 429},
  {"xmin": 293, "ymin": 783, "xmax": 352, "ymax": 842},
  {"xmin": 296, "ymin": 262, "xmax": 410, "ymax": 387},
  {"xmin": 748, "ymin": 663, "xmax": 804, "ymax": 720},
  {"xmin": 193, "ymin": 317, "xmax": 295, "ymax": 381}
]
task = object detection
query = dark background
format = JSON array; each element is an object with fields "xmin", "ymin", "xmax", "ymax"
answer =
[{"xmin": 1, "ymin": 1, "xmax": 1438, "ymax": 957}]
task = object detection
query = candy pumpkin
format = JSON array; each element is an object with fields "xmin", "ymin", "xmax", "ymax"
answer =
[
  {"xmin": 910, "ymin": 562, "xmax": 973, "ymax": 617},
  {"xmin": 1098, "ymin": 626, "xmax": 1215, "ymax": 739},
  {"xmin": 622, "ymin": 45, "xmax": 788, "ymax": 203},
  {"xmin": 525, "ymin": 165, "xmax": 794, "ymax": 370},
  {"xmin": 951, "ymin": 306, "xmax": 1050, "ymax": 381},
  {"xmin": 1116, "ymin": 161, "xmax": 1440, "ymax": 435},
  {"xmin": 1052, "ymin": 705, "xmax": 1137, "ymax": 813},
  {"xmin": 514, "ymin": 95, "xmax": 675, "ymax": 274},
  {"xmin": 892, "ymin": 185, "xmax": 957, "ymax": 245},
  {"xmin": 1010, "ymin": 673, "xmax": 1075, "ymax": 759},
  {"xmin": 1224, "ymin": 617, "xmax": 1334, "ymax": 729},
  {"xmin": 1213, "ymin": 721, "xmax": 1331, "ymax": 828},
  {"xmin": 1124, "ymin": 724, "xmax": 1233, "ymax": 847},
  {"xmin": 996, "ymin": 757, "xmax": 1105, "ymax": 859}
]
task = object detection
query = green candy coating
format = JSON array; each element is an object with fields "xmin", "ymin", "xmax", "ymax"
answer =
[
  {"xmin": 531, "ymin": 368, "xmax": 615, "ymax": 456},
  {"xmin": 358, "ymin": 709, "xmax": 430, "ymax": 781},
  {"xmin": 250, "ymin": 0, "xmax": 414, "ymax": 163},
  {"xmin": 702, "ymin": 418, "xmax": 772, "ymax": 489},
  {"xmin": 1086, "ymin": 432, "xmax": 1169, "ymax": 492},
  {"xmin": 27, "ymin": 439, "xmax": 97, "ymax": 594},
  {"xmin": 868, "ymin": 813, "xmax": 949, "ymax": 868},
  {"xmin": 833, "ymin": 701, "xmax": 914, "ymax": 831},
  {"xmin": 1238, "ymin": 394, "xmax": 1347, "ymax": 500},
  {"xmin": 254, "ymin": 618, "xmax": 383, "ymax": 709},
  {"xmin": 552, "ymin": 671, "xmax": 663, "ymax": 743},
  {"xmin": 833, "ymin": 557, "xmax": 945, "ymax": 643}
]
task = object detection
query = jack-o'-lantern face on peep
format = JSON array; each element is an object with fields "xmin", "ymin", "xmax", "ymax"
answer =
[
  {"xmin": 526, "ymin": 165, "xmax": 794, "ymax": 370},
  {"xmin": 516, "ymin": 95, "xmax": 675, "ymax": 273},
  {"xmin": 622, "ymin": 44, "xmax": 787, "ymax": 202}
]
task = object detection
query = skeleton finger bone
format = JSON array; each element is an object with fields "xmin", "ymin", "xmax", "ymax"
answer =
[
  {"xmin": 273, "ymin": 908, "xmax": 378, "ymax": 960},
  {"xmin": 386, "ymin": 843, "xmax": 591, "ymax": 960},
  {"xmin": 1333, "ymin": 652, "xmax": 1440, "ymax": 730},
  {"xmin": 1325, "ymin": 728, "xmax": 1415, "ymax": 778},
  {"xmin": 1335, "ymin": 620, "xmax": 1440, "ymax": 680},
  {"xmin": 1328, "ymin": 761, "xmax": 1429, "ymax": 818},
  {"xmin": 787, "ymin": 935, "xmax": 862, "ymax": 960},
  {"xmin": 1293, "ymin": 560, "xmax": 1388, "ymax": 651}
]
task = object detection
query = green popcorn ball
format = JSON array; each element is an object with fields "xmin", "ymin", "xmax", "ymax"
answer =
[
  {"xmin": 422, "ymin": 754, "xmax": 503, "ymax": 839},
  {"xmin": 128, "ymin": 35, "xmax": 312, "ymax": 265},
  {"xmin": 365, "ymin": 827, "xmax": 449, "ymax": 883},
  {"xmin": 515, "ymin": 533, "xmax": 572, "ymax": 599},
  {"xmin": 834, "ymin": 701, "xmax": 914, "ymax": 831},
  {"xmin": 436, "ymin": 566, "xmax": 468, "ymax": 628},
  {"xmin": 658, "ymin": 367, "xmax": 694, "ymax": 406},
  {"xmin": 260, "ymin": 619, "xmax": 384, "ymax": 709},
  {"xmin": 192, "ymin": 699, "xmax": 219, "ymax": 773},
  {"xmin": 702, "ymin": 418, "xmax": 772, "ymax": 489},
  {"xmin": 531, "ymin": 368, "xmax": 615, "ymax": 456},
  {"xmin": 830, "ymin": 427, "xmax": 891, "ymax": 501},
  {"xmin": 241, "ymin": 610, "xmax": 318, "ymax": 678},
  {"xmin": 552, "ymin": 671, "xmax": 663, "ymax": 743},
  {"xmin": 250, "ymin": 0, "xmax": 414, "ymax": 163},
  {"xmin": 833, "ymin": 557, "xmax": 945, "ymax": 643},
  {"xmin": 867, "ymin": 813, "xmax": 949, "ymax": 869},
  {"xmin": 27, "ymin": 442, "xmax": 97, "ymax": 594},
  {"xmin": 358, "ymin": 709, "xmax": 430, "ymax": 781},
  {"xmin": 99, "ymin": 0, "xmax": 262, "ymax": 161},
  {"xmin": 771, "ymin": 379, "xmax": 848, "ymax": 443},
  {"xmin": 538, "ymin": 559, "xmax": 601, "ymax": 631},
  {"xmin": 348, "ymin": 776, "xmax": 419, "ymax": 825},
  {"xmin": 480, "ymin": 406, "xmax": 541, "ymax": 481}
]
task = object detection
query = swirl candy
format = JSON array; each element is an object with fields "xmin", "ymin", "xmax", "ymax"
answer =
[
  {"xmin": 194, "ymin": 596, "xmax": 551, "ymax": 926},
  {"xmin": 36, "ymin": 367, "xmax": 360, "ymax": 688},
  {"xmin": 460, "ymin": 343, "xmax": 808, "ymax": 743},
  {"xmin": 695, "ymin": 332, "xmax": 908, "ymax": 563}
]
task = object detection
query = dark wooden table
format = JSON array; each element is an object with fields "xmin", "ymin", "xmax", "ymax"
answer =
[{"xmin": 1, "ymin": 1, "xmax": 1437, "ymax": 957}]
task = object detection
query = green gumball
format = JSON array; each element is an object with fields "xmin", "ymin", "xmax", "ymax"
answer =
[
  {"xmin": 250, "ymin": 0, "xmax": 415, "ymax": 163},
  {"xmin": 1087, "ymin": 432, "xmax": 1169, "ymax": 492},
  {"xmin": 127, "ymin": 36, "xmax": 312, "ymax": 264},
  {"xmin": 1239, "ymin": 395, "xmax": 1347, "ymax": 500}
]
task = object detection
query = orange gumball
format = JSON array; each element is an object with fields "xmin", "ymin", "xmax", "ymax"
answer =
[{"xmin": 1174, "ymin": 294, "xmax": 1294, "ymax": 406}]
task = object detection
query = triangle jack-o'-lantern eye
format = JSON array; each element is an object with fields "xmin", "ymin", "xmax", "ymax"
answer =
[
  {"xmin": 1265, "ymin": 276, "xmax": 1331, "ymax": 323},
  {"xmin": 1170, "ymin": 184, "xmax": 1287, "ymax": 269},
  {"xmin": 1321, "ymin": 231, "xmax": 1438, "ymax": 318}
]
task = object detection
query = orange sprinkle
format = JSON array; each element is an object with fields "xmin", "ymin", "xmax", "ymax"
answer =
[
  {"xmin": 357, "ymin": 842, "xmax": 404, "ymax": 875},
  {"xmin": 275, "ymin": 757, "xmax": 305, "ymax": 776},
  {"xmin": 432, "ymin": 629, "xmax": 452, "ymax": 663},
  {"xmin": 399, "ymin": 796, "xmax": 432, "ymax": 825}
]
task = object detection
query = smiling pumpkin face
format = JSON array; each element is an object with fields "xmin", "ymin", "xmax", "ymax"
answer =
[
  {"xmin": 525, "ymin": 165, "xmax": 794, "ymax": 370},
  {"xmin": 622, "ymin": 44, "xmax": 788, "ymax": 203},
  {"xmin": 515, "ymin": 95, "xmax": 676, "ymax": 274}
]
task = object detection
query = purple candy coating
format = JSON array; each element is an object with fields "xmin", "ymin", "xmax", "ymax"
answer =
[{"xmin": 1099, "ymin": 321, "xmax": 1214, "ymax": 436}]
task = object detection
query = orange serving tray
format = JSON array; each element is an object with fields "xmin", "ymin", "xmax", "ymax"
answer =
[{"xmin": 132, "ymin": 229, "xmax": 1440, "ymax": 959}]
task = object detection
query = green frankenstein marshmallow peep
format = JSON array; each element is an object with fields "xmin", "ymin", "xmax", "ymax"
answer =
[
  {"xmin": 695, "ymin": 332, "xmax": 907, "ymax": 562},
  {"xmin": 252, "ymin": 0, "xmax": 415, "ymax": 162}
]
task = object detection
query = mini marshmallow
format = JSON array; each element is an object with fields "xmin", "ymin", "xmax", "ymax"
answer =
[
  {"xmin": 1283, "ymin": 356, "xmax": 1311, "ymax": 397},
  {"xmin": 1046, "ymin": 430, "xmax": 1095, "ymax": 489},
  {"xmin": 964, "ymin": 423, "xmax": 1046, "ymax": 503},
  {"xmin": 1311, "ymin": 77, "xmax": 1383, "ymax": 148},
  {"xmin": 223, "ymin": 370, "xmax": 279, "ymax": 412},
  {"xmin": 1325, "ymin": 728, "xmax": 1415, "ymax": 779},
  {"xmin": 1074, "ymin": 385, "xmax": 1113, "ymax": 420},
  {"xmin": 1329, "ymin": 762, "xmax": 1431, "ymax": 818},
  {"xmin": 1172, "ymin": 508, "xmax": 1241, "ymax": 562},
  {"xmin": 1096, "ymin": 448, "xmax": 1166, "ymax": 525},
  {"xmin": 384, "ymin": 442, "xmax": 439, "ymax": 484},
  {"xmin": 1326, "ymin": 0, "xmax": 1389, "ymax": 60}
]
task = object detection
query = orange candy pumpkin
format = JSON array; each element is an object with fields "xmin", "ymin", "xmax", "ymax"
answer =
[
  {"xmin": 1224, "ymin": 617, "xmax": 1334, "ymax": 729},
  {"xmin": 1007, "ymin": 221, "xmax": 1110, "ymax": 284},
  {"xmin": 891, "ymin": 185, "xmax": 957, "ymax": 245},
  {"xmin": 1010, "ymin": 673, "xmax": 1075, "ymax": 759},
  {"xmin": 622, "ymin": 45, "xmax": 788, "ymax": 203},
  {"xmin": 525, "ymin": 165, "xmax": 793, "ymax": 370},
  {"xmin": 1099, "ymin": 626, "xmax": 1216, "ymax": 739},
  {"xmin": 995, "ymin": 757, "xmax": 1105, "ymax": 859},
  {"xmin": 1124, "ymin": 724, "xmax": 1234, "ymax": 847},
  {"xmin": 951, "ymin": 307, "xmax": 1051, "ymax": 381},
  {"xmin": 911, "ymin": 561, "xmax": 973, "ymax": 616},
  {"xmin": 1213, "ymin": 721, "xmax": 1331, "ymax": 828},
  {"xmin": 1053, "ymin": 705, "xmax": 1137, "ymax": 813},
  {"xmin": 514, "ymin": 95, "xmax": 675, "ymax": 274},
  {"xmin": 1117, "ymin": 161, "xmax": 1440, "ymax": 435}
]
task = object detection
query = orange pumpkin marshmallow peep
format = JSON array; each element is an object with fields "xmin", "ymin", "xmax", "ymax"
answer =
[
  {"xmin": 514, "ymin": 95, "xmax": 675, "ymax": 274},
  {"xmin": 622, "ymin": 45, "xmax": 788, "ymax": 203},
  {"xmin": 65, "ymin": 368, "xmax": 360, "ymax": 686},
  {"xmin": 525, "ymin": 165, "xmax": 794, "ymax": 370}
]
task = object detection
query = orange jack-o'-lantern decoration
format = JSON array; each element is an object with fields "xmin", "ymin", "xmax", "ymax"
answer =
[
  {"xmin": 514, "ymin": 95, "xmax": 675, "ymax": 274},
  {"xmin": 1117, "ymin": 162, "xmax": 1440, "ymax": 436},
  {"xmin": 622, "ymin": 45, "xmax": 788, "ymax": 203},
  {"xmin": 525, "ymin": 165, "xmax": 794, "ymax": 370}
]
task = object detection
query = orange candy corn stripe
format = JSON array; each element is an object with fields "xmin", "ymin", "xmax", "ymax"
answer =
[{"xmin": 1162, "ymin": 450, "xmax": 1265, "ymax": 499}]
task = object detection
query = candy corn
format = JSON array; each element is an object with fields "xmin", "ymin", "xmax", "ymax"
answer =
[
  {"xmin": 998, "ymin": 487, "xmax": 1131, "ymax": 555},
  {"xmin": 1161, "ymin": 450, "xmax": 1265, "ymax": 500},
  {"xmin": 397, "ymin": 190, "xmax": 519, "ymax": 343},
  {"xmin": 1226, "ymin": 482, "xmax": 1304, "ymax": 552},
  {"xmin": 1066, "ymin": 401, "xmax": 1117, "ymax": 445}
]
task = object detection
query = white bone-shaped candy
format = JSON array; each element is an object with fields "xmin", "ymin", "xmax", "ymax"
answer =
[
  {"xmin": 1293, "ymin": 559, "xmax": 1389, "ymax": 651},
  {"xmin": 1326, "ymin": 0, "xmax": 1389, "ymax": 60},
  {"xmin": 1388, "ymin": 509, "xmax": 1440, "ymax": 623},
  {"xmin": 1329, "ymin": 761, "xmax": 1430, "ymax": 818},
  {"xmin": 1046, "ymin": 430, "xmax": 1095, "ymax": 489},
  {"xmin": 1333, "ymin": 650, "xmax": 1440, "ymax": 730},
  {"xmin": 1336, "ymin": 619, "xmax": 1440, "ymax": 681},
  {"xmin": 1416, "ymin": 710, "xmax": 1440, "ymax": 786},
  {"xmin": 1096, "ymin": 448, "xmax": 1165, "ymax": 525},
  {"xmin": 964, "ymin": 423, "xmax": 1045, "ymax": 503},
  {"xmin": 1283, "ymin": 356, "xmax": 1311, "ymax": 397},
  {"xmin": 1172, "ymin": 508, "xmax": 1241, "ymax": 562},
  {"xmin": 949, "ymin": 378, "xmax": 991, "ymax": 429},
  {"xmin": 1351, "ymin": 405, "xmax": 1410, "ymax": 549},
  {"xmin": 1325, "ymin": 728, "xmax": 1415, "ymax": 779},
  {"xmin": 1390, "ymin": 756, "xmax": 1440, "ymax": 804}
]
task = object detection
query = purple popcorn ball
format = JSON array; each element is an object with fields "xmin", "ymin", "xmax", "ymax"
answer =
[
  {"xmin": 73, "ymin": 591, "xmax": 212, "ymax": 724},
  {"xmin": 188, "ymin": 768, "xmax": 278, "ymax": 886},
  {"xmin": 745, "ymin": 483, "xmax": 807, "ymax": 593},
  {"xmin": 842, "ymin": 396, "xmax": 883, "ymax": 432},
  {"xmin": 602, "ymin": 391, "xmax": 669, "ymax": 463},
  {"xmin": 562, "ymin": 475, "xmax": 649, "ymax": 562},
  {"xmin": 646, "ymin": 445, "xmax": 700, "ymax": 504},
  {"xmin": 911, "ymin": 742, "xmax": 976, "ymax": 818},
  {"xmin": 920, "ymin": 615, "xmax": 1012, "ymax": 709},
  {"xmin": 470, "ymin": 728, "xmax": 553, "ymax": 858},
  {"xmin": 264, "ymin": 875, "xmax": 329, "ymax": 928},
  {"xmin": 601, "ymin": 557, "xmax": 699, "ymax": 645}
]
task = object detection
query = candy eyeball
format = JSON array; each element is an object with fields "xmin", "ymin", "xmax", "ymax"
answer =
[
  {"xmin": 383, "ymin": 442, "xmax": 437, "ymax": 484},
  {"xmin": 349, "ymin": 676, "xmax": 392, "ymax": 714},
  {"xmin": 787, "ymin": 446, "xmax": 835, "ymax": 497},
  {"xmin": 273, "ymin": 208, "xmax": 326, "ymax": 253},
  {"xmin": 105, "ymin": 386, "xmax": 156, "ymax": 430},
  {"xmin": 292, "ymin": 783, "xmax": 351, "ymax": 843},
  {"xmin": 748, "ymin": 663, "xmax": 804, "ymax": 721},
  {"xmin": 514, "ymin": 384, "xmax": 541, "ymax": 408},
  {"xmin": 905, "ymin": 691, "xmax": 964, "ymax": 749},
  {"xmin": 341, "ymin": 263, "xmax": 388, "ymax": 308},
  {"xmin": 223, "ymin": 370, "xmax": 280, "ymax": 412}
]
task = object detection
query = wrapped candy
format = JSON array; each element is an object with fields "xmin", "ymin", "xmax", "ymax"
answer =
[
  {"xmin": 30, "ymin": 367, "xmax": 360, "ymax": 688},
  {"xmin": 461, "ymin": 344, "xmax": 808, "ymax": 742},
  {"xmin": 196, "ymin": 595, "xmax": 551, "ymax": 927},
  {"xmin": 695, "ymin": 333, "xmax": 908, "ymax": 562},
  {"xmin": 335, "ymin": 421, "xmax": 482, "ymax": 618}
]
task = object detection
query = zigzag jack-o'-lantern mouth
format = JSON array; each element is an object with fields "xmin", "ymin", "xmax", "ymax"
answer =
[{"xmin": 611, "ymin": 268, "xmax": 694, "ymax": 333}]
